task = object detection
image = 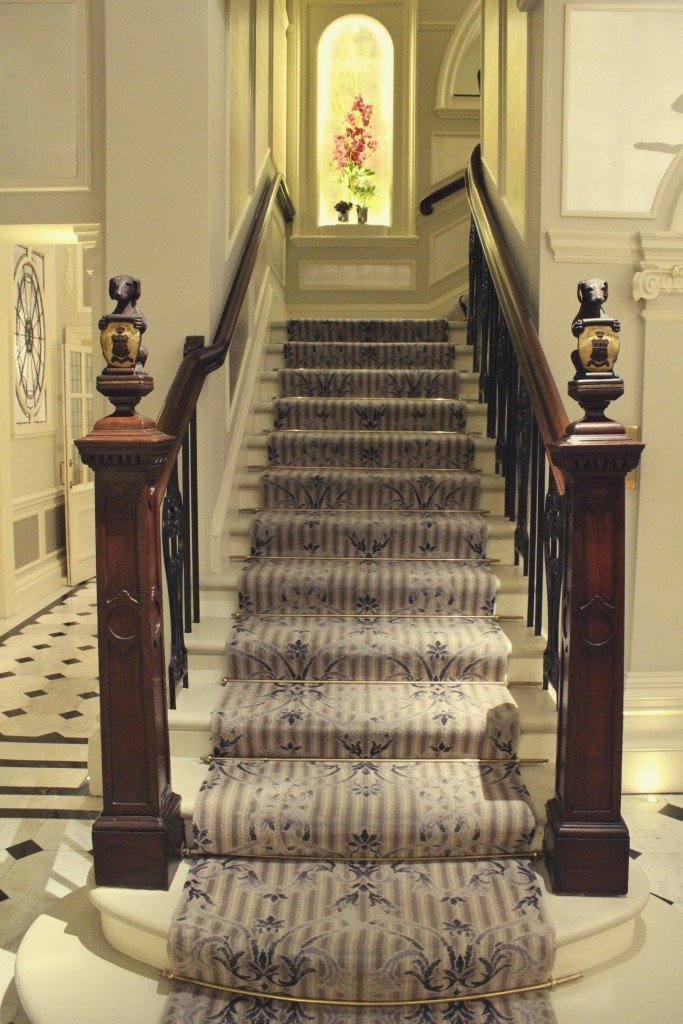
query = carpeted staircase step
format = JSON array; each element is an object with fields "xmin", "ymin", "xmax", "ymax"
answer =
[
  {"xmin": 236, "ymin": 558, "xmax": 499, "ymax": 615},
  {"xmin": 191, "ymin": 759, "xmax": 536, "ymax": 858},
  {"xmin": 249, "ymin": 509, "xmax": 489, "ymax": 559},
  {"xmin": 277, "ymin": 368, "xmax": 462, "ymax": 399},
  {"xmin": 225, "ymin": 614, "xmax": 511, "ymax": 682},
  {"xmin": 168, "ymin": 855, "xmax": 554, "ymax": 1001},
  {"xmin": 287, "ymin": 316, "xmax": 450, "ymax": 342},
  {"xmin": 162, "ymin": 983, "xmax": 559, "ymax": 1024},
  {"xmin": 283, "ymin": 338, "xmax": 458, "ymax": 369},
  {"xmin": 210, "ymin": 680, "xmax": 519, "ymax": 760},
  {"xmin": 267, "ymin": 429, "xmax": 475, "ymax": 469},
  {"xmin": 273, "ymin": 397, "xmax": 468, "ymax": 432},
  {"xmin": 259, "ymin": 468, "xmax": 480, "ymax": 510}
]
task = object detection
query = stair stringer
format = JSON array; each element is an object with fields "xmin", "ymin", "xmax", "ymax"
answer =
[{"xmin": 209, "ymin": 281, "xmax": 285, "ymax": 573}]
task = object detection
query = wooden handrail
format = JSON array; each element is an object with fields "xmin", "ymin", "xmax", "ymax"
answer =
[
  {"xmin": 419, "ymin": 171, "xmax": 466, "ymax": 216},
  {"xmin": 156, "ymin": 172, "xmax": 293, "ymax": 496},
  {"xmin": 466, "ymin": 147, "xmax": 568, "ymax": 494}
]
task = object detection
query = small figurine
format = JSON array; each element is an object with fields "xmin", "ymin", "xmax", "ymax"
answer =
[
  {"xmin": 570, "ymin": 279, "xmax": 621, "ymax": 379},
  {"xmin": 99, "ymin": 275, "xmax": 148, "ymax": 373}
]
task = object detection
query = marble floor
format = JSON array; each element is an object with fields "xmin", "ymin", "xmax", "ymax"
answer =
[{"xmin": 0, "ymin": 582, "xmax": 682, "ymax": 1024}]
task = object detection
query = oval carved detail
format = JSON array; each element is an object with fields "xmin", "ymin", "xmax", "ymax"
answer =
[{"xmin": 578, "ymin": 594, "xmax": 615, "ymax": 648}]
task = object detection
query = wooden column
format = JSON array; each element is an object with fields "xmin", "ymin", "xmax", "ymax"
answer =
[
  {"xmin": 544, "ymin": 282, "xmax": 644, "ymax": 895},
  {"xmin": 76, "ymin": 277, "xmax": 183, "ymax": 888}
]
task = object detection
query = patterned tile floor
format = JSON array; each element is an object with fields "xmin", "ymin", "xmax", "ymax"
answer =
[{"xmin": 0, "ymin": 582, "xmax": 682, "ymax": 1023}]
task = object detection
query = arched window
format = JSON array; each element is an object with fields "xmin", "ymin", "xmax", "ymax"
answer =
[{"xmin": 317, "ymin": 15, "xmax": 394, "ymax": 226}]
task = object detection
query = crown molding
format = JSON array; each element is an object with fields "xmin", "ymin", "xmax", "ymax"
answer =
[{"xmin": 547, "ymin": 229, "xmax": 640, "ymax": 265}]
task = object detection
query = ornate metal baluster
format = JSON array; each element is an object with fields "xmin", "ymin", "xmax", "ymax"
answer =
[
  {"xmin": 527, "ymin": 418, "xmax": 540, "ymax": 624},
  {"xmin": 189, "ymin": 408, "xmax": 200, "ymax": 624},
  {"xmin": 162, "ymin": 462, "xmax": 188, "ymax": 708},
  {"xmin": 542, "ymin": 476, "xmax": 564, "ymax": 691},
  {"xmin": 515, "ymin": 384, "xmax": 531, "ymax": 567},
  {"xmin": 494, "ymin": 319, "xmax": 507, "ymax": 466},
  {"xmin": 181, "ymin": 432, "xmax": 192, "ymax": 634},
  {"xmin": 504, "ymin": 348, "xmax": 518, "ymax": 521},
  {"xmin": 534, "ymin": 443, "xmax": 545, "ymax": 635},
  {"xmin": 467, "ymin": 222, "xmax": 478, "ymax": 359}
]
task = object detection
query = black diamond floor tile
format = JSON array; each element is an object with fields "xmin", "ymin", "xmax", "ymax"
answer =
[
  {"xmin": 6, "ymin": 838, "xmax": 43, "ymax": 860},
  {"xmin": 45, "ymin": 673, "xmax": 65, "ymax": 681},
  {"xmin": 49, "ymin": 632, "xmax": 65, "ymax": 638},
  {"xmin": 15, "ymin": 657, "xmax": 34, "ymax": 664},
  {"xmin": 652, "ymin": 892, "xmax": 674, "ymax": 906},
  {"xmin": 78, "ymin": 691, "xmax": 98, "ymax": 700},
  {"xmin": 0, "ymin": 672, "xmax": 15, "ymax": 679},
  {"xmin": 629, "ymin": 849, "xmax": 642, "ymax": 860},
  {"xmin": 4, "ymin": 708, "xmax": 27, "ymax": 718},
  {"xmin": 62, "ymin": 658, "xmax": 81, "ymax": 665},
  {"xmin": 25, "ymin": 689, "xmax": 47, "ymax": 698},
  {"xmin": 78, "ymin": 645, "xmax": 95, "ymax": 651},
  {"xmin": 59, "ymin": 710, "xmax": 83, "ymax": 720},
  {"xmin": 659, "ymin": 803, "xmax": 683, "ymax": 822},
  {"xmin": 0, "ymin": 889, "xmax": 8, "ymax": 902},
  {"xmin": 63, "ymin": 621, "xmax": 79, "ymax": 627},
  {"xmin": 33, "ymin": 644, "xmax": 50, "ymax": 650}
]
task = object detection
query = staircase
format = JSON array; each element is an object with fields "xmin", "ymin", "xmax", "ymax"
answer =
[
  {"xmin": 16, "ymin": 315, "xmax": 657, "ymax": 1024},
  {"xmin": 164, "ymin": 317, "xmax": 561, "ymax": 1020}
]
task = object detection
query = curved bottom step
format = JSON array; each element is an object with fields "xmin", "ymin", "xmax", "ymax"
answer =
[{"xmin": 15, "ymin": 871, "xmax": 680, "ymax": 1024}]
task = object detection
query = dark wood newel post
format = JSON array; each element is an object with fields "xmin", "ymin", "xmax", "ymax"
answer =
[
  {"xmin": 544, "ymin": 280, "xmax": 644, "ymax": 896},
  {"xmin": 75, "ymin": 276, "xmax": 184, "ymax": 888}
]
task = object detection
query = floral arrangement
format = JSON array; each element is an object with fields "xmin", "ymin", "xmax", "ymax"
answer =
[{"xmin": 332, "ymin": 94, "xmax": 378, "ymax": 209}]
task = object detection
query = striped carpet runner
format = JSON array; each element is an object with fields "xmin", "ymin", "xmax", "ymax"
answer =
[{"xmin": 163, "ymin": 319, "xmax": 559, "ymax": 1023}]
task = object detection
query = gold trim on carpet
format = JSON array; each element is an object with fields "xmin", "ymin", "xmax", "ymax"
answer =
[
  {"xmin": 180, "ymin": 849, "xmax": 541, "ymax": 863},
  {"xmin": 239, "ymin": 508, "xmax": 491, "ymax": 515},
  {"xmin": 220, "ymin": 677, "xmax": 515, "ymax": 686},
  {"xmin": 199, "ymin": 755, "xmax": 548, "ymax": 765},
  {"xmin": 230, "ymin": 612, "xmax": 520, "ymax": 620},
  {"xmin": 230, "ymin": 555, "xmax": 499, "ymax": 563},
  {"xmin": 159, "ymin": 971, "xmax": 582, "ymax": 1006}
]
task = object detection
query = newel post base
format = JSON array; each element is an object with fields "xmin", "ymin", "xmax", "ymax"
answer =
[
  {"xmin": 543, "ymin": 281, "xmax": 644, "ymax": 896},
  {"xmin": 75, "ymin": 277, "xmax": 184, "ymax": 889}
]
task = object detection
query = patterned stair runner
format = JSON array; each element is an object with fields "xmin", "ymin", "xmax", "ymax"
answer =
[{"xmin": 164, "ymin": 319, "xmax": 559, "ymax": 1023}]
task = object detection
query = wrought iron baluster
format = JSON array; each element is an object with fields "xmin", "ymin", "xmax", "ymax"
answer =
[
  {"xmin": 494, "ymin": 319, "xmax": 507, "ymax": 466},
  {"xmin": 181, "ymin": 431, "xmax": 192, "ymax": 634},
  {"xmin": 189, "ymin": 408, "xmax": 200, "ymax": 624},
  {"xmin": 504, "ymin": 348, "xmax": 518, "ymax": 521},
  {"xmin": 162, "ymin": 461, "xmax": 188, "ymax": 708},
  {"xmin": 515, "ymin": 384, "xmax": 531, "ymax": 567},
  {"xmin": 534, "ymin": 443, "xmax": 545, "ymax": 635},
  {"xmin": 467, "ymin": 222, "xmax": 478, "ymax": 358},
  {"xmin": 527, "ymin": 419, "xmax": 540, "ymax": 625},
  {"xmin": 543, "ymin": 476, "xmax": 565, "ymax": 691}
]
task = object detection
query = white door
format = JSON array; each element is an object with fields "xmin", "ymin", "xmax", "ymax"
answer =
[{"xmin": 63, "ymin": 334, "xmax": 96, "ymax": 584}]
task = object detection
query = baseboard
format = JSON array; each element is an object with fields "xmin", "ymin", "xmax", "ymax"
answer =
[
  {"xmin": 14, "ymin": 554, "xmax": 67, "ymax": 616},
  {"xmin": 622, "ymin": 673, "xmax": 683, "ymax": 790},
  {"xmin": 624, "ymin": 670, "xmax": 683, "ymax": 710}
]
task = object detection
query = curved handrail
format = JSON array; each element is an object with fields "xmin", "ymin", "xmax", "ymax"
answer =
[
  {"xmin": 465, "ymin": 146, "xmax": 568, "ymax": 493},
  {"xmin": 156, "ymin": 172, "xmax": 293, "ymax": 496},
  {"xmin": 419, "ymin": 171, "xmax": 466, "ymax": 216}
]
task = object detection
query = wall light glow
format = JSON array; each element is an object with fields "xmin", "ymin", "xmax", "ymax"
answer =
[{"xmin": 317, "ymin": 15, "xmax": 394, "ymax": 227}]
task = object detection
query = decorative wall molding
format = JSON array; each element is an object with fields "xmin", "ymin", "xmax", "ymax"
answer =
[
  {"xmin": 0, "ymin": 0, "xmax": 91, "ymax": 194},
  {"xmin": 625, "ymin": 670, "xmax": 683, "ymax": 711},
  {"xmin": 547, "ymin": 229, "xmax": 641, "ymax": 265},
  {"xmin": 632, "ymin": 232, "xmax": 683, "ymax": 301},
  {"xmin": 435, "ymin": 1, "xmax": 481, "ymax": 117},
  {"xmin": 429, "ymin": 215, "xmax": 470, "ymax": 286},
  {"xmin": 12, "ymin": 486, "xmax": 64, "ymax": 518},
  {"xmin": 299, "ymin": 261, "xmax": 415, "ymax": 290}
]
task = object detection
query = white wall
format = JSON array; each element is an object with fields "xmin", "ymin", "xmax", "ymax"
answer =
[{"xmin": 482, "ymin": 0, "xmax": 683, "ymax": 789}]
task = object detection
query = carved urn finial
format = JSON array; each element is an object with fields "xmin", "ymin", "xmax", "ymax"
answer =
[
  {"xmin": 566, "ymin": 279, "xmax": 625, "ymax": 437},
  {"xmin": 97, "ymin": 275, "xmax": 153, "ymax": 416}
]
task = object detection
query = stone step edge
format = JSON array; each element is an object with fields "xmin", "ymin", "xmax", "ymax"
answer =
[{"xmin": 87, "ymin": 831, "xmax": 650, "ymax": 983}]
